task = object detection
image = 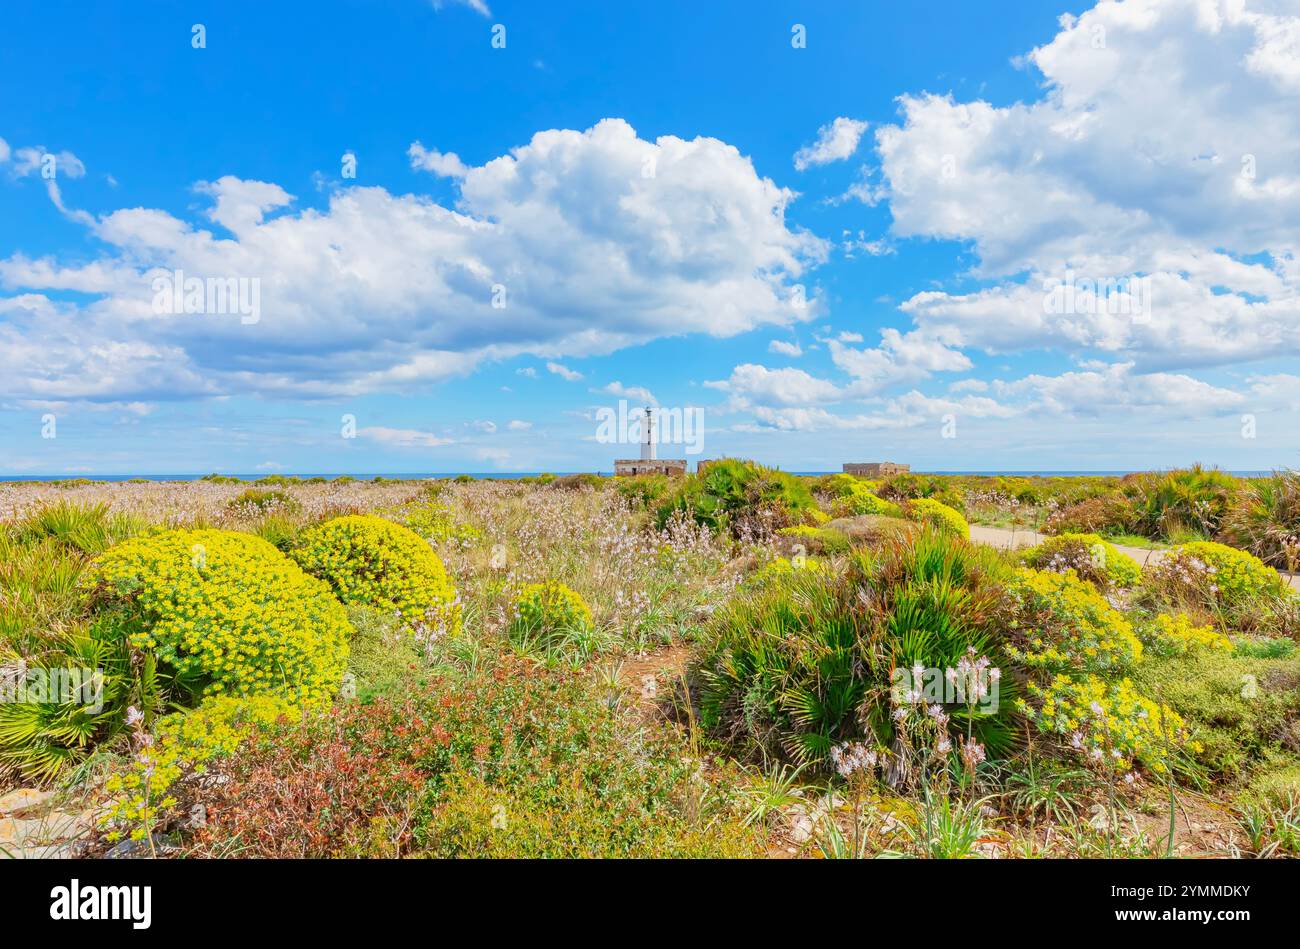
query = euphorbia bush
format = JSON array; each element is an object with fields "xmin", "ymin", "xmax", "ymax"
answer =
[
  {"xmin": 904, "ymin": 497, "xmax": 970, "ymax": 538},
  {"xmin": 1138, "ymin": 540, "xmax": 1292, "ymax": 632},
  {"xmin": 292, "ymin": 514, "xmax": 461, "ymax": 635},
  {"xmin": 84, "ymin": 528, "xmax": 350, "ymax": 704},
  {"xmin": 835, "ymin": 482, "xmax": 903, "ymax": 518},
  {"xmin": 1005, "ymin": 567, "xmax": 1142, "ymax": 675},
  {"xmin": 509, "ymin": 580, "xmax": 593, "ymax": 636},
  {"xmin": 1023, "ymin": 532, "xmax": 1141, "ymax": 590},
  {"xmin": 1017, "ymin": 674, "xmax": 1196, "ymax": 776}
]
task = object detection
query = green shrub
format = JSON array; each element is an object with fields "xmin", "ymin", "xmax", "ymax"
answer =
[
  {"xmin": 1234, "ymin": 636, "xmax": 1297, "ymax": 660},
  {"xmin": 85, "ymin": 528, "xmax": 351, "ymax": 705},
  {"xmin": 904, "ymin": 498, "xmax": 970, "ymax": 538},
  {"xmin": 1005, "ymin": 567, "xmax": 1143, "ymax": 675},
  {"xmin": 835, "ymin": 482, "xmax": 904, "ymax": 518},
  {"xmin": 387, "ymin": 500, "xmax": 481, "ymax": 550},
  {"xmin": 1246, "ymin": 765, "xmax": 1300, "ymax": 808},
  {"xmin": 506, "ymin": 577, "xmax": 595, "ymax": 637},
  {"xmin": 1220, "ymin": 471, "xmax": 1300, "ymax": 570},
  {"xmin": 168, "ymin": 657, "xmax": 762, "ymax": 858},
  {"xmin": 1121, "ymin": 466, "xmax": 1239, "ymax": 540},
  {"xmin": 292, "ymin": 515, "xmax": 462, "ymax": 636},
  {"xmin": 615, "ymin": 473, "xmax": 672, "ymax": 508},
  {"xmin": 696, "ymin": 530, "xmax": 1012, "ymax": 767},
  {"xmin": 1138, "ymin": 540, "xmax": 1291, "ymax": 631},
  {"xmin": 656, "ymin": 459, "xmax": 815, "ymax": 536},
  {"xmin": 1023, "ymin": 532, "xmax": 1141, "ymax": 590},
  {"xmin": 226, "ymin": 487, "xmax": 300, "ymax": 516},
  {"xmin": 775, "ymin": 524, "xmax": 851, "ymax": 555},
  {"xmin": 1045, "ymin": 493, "xmax": 1136, "ymax": 537},
  {"xmin": 1130, "ymin": 649, "xmax": 1300, "ymax": 779}
]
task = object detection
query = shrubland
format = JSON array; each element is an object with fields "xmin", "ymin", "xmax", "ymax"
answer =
[{"xmin": 0, "ymin": 470, "xmax": 1297, "ymax": 859}]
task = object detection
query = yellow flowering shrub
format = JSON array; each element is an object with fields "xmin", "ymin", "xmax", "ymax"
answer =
[
  {"xmin": 511, "ymin": 581, "xmax": 592, "ymax": 635},
  {"xmin": 749, "ymin": 555, "xmax": 827, "ymax": 587},
  {"xmin": 1139, "ymin": 540, "xmax": 1293, "ymax": 632},
  {"xmin": 834, "ymin": 483, "xmax": 904, "ymax": 518},
  {"xmin": 84, "ymin": 529, "xmax": 350, "ymax": 703},
  {"xmin": 776, "ymin": 525, "xmax": 823, "ymax": 540},
  {"xmin": 1026, "ymin": 532, "xmax": 1141, "ymax": 589},
  {"xmin": 292, "ymin": 515, "xmax": 461, "ymax": 634},
  {"xmin": 1149, "ymin": 540, "xmax": 1279, "ymax": 598},
  {"xmin": 1175, "ymin": 542, "xmax": 1285, "ymax": 601},
  {"xmin": 1005, "ymin": 567, "xmax": 1142, "ymax": 674},
  {"xmin": 824, "ymin": 473, "xmax": 865, "ymax": 498},
  {"xmin": 102, "ymin": 695, "xmax": 297, "ymax": 843},
  {"xmin": 1148, "ymin": 612, "xmax": 1233, "ymax": 654},
  {"xmin": 1017, "ymin": 674, "xmax": 1198, "ymax": 775},
  {"xmin": 904, "ymin": 498, "xmax": 970, "ymax": 538}
]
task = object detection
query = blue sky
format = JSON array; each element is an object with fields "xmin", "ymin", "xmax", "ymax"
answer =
[{"xmin": 1, "ymin": 0, "xmax": 1297, "ymax": 475}]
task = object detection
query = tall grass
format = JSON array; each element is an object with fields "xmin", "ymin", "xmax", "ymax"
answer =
[{"xmin": 1221, "ymin": 470, "xmax": 1300, "ymax": 570}]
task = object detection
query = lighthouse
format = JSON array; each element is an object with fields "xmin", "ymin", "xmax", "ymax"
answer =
[
  {"xmin": 613, "ymin": 403, "xmax": 686, "ymax": 477},
  {"xmin": 640, "ymin": 405, "xmax": 656, "ymax": 461}
]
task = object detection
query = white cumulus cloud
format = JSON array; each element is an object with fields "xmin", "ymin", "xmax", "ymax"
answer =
[{"xmin": 794, "ymin": 117, "xmax": 868, "ymax": 171}]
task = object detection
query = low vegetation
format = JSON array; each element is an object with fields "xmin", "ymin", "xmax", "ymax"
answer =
[{"xmin": 0, "ymin": 468, "xmax": 1297, "ymax": 858}]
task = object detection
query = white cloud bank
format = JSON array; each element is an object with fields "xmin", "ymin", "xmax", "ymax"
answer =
[
  {"xmin": 718, "ymin": 0, "xmax": 1300, "ymax": 435},
  {"xmin": 0, "ymin": 119, "xmax": 825, "ymax": 402}
]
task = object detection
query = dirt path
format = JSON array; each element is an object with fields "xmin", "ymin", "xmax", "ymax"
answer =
[{"xmin": 969, "ymin": 524, "xmax": 1299, "ymax": 589}]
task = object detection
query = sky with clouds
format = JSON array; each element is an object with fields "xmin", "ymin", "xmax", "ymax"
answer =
[{"xmin": 1, "ymin": 0, "xmax": 1297, "ymax": 475}]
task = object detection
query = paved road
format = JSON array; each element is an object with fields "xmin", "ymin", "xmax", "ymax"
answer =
[{"xmin": 969, "ymin": 524, "xmax": 1300, "ymax": 590}]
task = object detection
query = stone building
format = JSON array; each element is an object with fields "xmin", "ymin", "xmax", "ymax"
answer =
[
  {"xmin": 614, "ymin": 458, "xmax": 687, "ymax": 476},
  {"xmin": 842, "ymin": 461, "xmax": 910, "ymax": 477},
  {"xmin": 614, "ymin": 407, "xmax": 687, "ymax": 477}
]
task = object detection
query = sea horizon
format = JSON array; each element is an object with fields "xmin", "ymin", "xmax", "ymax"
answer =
[{"xmin": 0, "ymin": 468, "xmax": 1286, "ymax": 482}]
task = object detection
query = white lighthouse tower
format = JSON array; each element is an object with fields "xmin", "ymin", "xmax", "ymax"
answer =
[
  {"xmin": 612, "ymin": 404, "xmax": 684, "ymax": 477},
  {"xmin": 640, "ymin": 405, "xmax": 657, "ymax": 461}
]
